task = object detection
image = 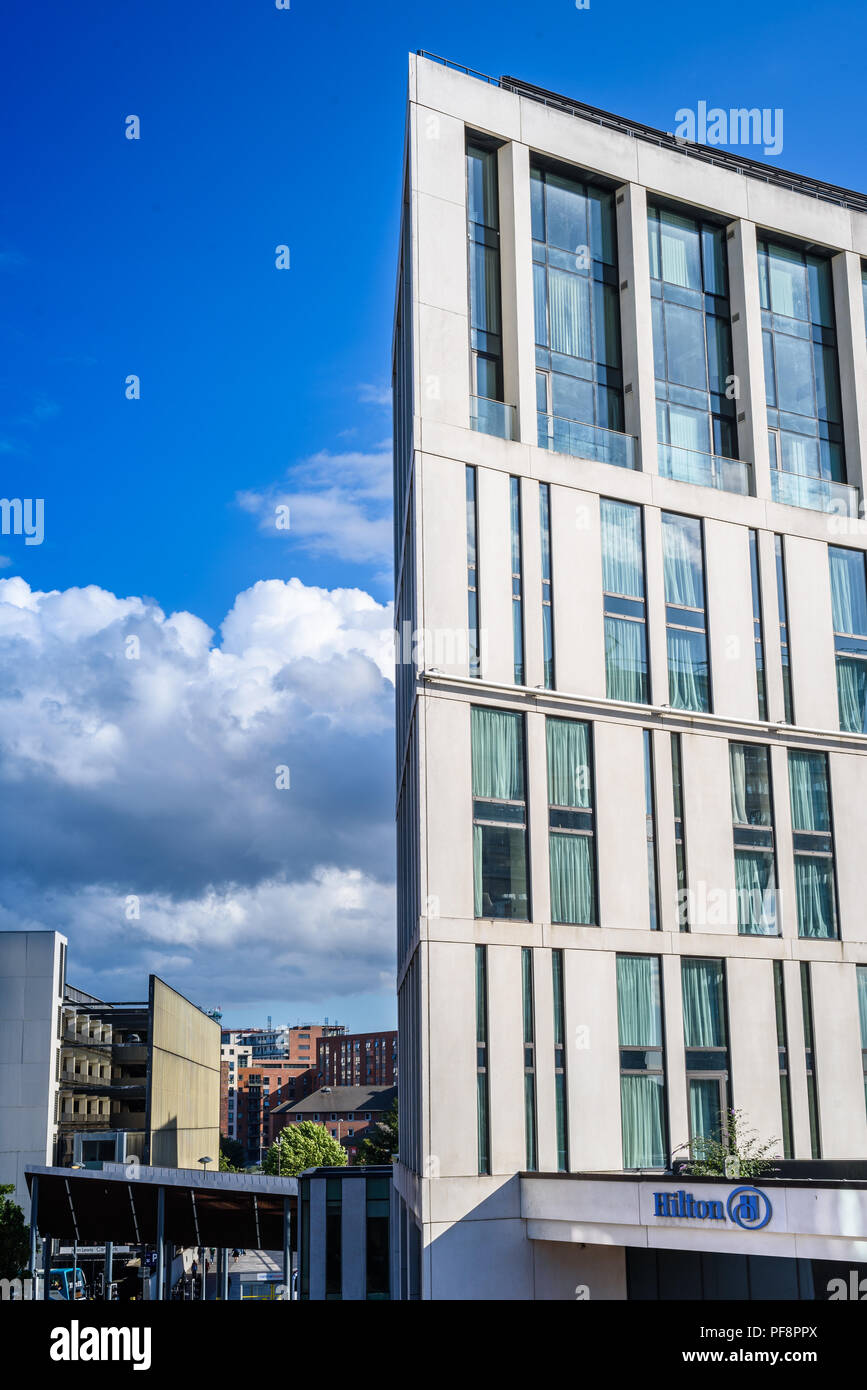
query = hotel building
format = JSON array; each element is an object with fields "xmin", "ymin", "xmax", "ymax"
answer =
[{"xmin": 393, "ymin": 53, "xmax": 867, "ymax": 1299}]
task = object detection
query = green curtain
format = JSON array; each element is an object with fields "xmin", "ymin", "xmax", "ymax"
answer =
[
  {"xmin": 836, "ymin": 657, "xmax": 867, "ymax": 734},
  {"xmin": 621, "ymin": 1075, "xmax": 666, "ymax": 1168},
  {"xmin": 794, "ymin": 857, "xmax": 835, "ymax": 939},
  {"xmin": 689, "ymin": 1077, "xmax": 722, "ymax": 1145},
  {"xmin": 472, "ymin": 708, "xmax": 524, "ymax": 800},
  {"xmin": 550, "ymin": 832, "xmax": 593, "ymax": 924},
  {"xmin": 735, "ymin": 850, "xmax": 776, "ymax": 935},
  {"xmin": 788, "ymin": 751, "xmax": 830, "ymax": 832},
  {"xmin": 858, "ymin": 967, "xmax": 867, "ymax": 1048},
  {"xmin": 605, "ymin": 617, "xmax": 646, "ymax": 703},
  {"xmin": 662, "ymin": 513, "xmax": 704, "ymax": 607},
  {"xmin": 547, "ymin": 718, "xmax": 590, "ymax": 808},
  {"xmin": 617, "ymin": 954, "xmax": 662, "ymax": 1046},
  {"xmin": 601, "ymin": 499, "xmax": 644, "ymax": 597},
  {"xmin": 682, "ymin": 958, "xmax": 726, "ymax": 1047}
]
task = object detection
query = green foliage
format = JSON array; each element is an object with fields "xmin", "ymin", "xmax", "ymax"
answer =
[
  {"xmin": 262, "ymin": 1121, "xmax": 347, "ymax": 1176},
  {"xmin": 355, "ymin": 1098, "xmax": 398, "ymax": 1167},
  {"xmin": 0, "ymin": 1185, "xmax": 30, "ymax": 1280},
  {"xmin": 674, "ymin": 1109, "xmax": 780, "ymax": 1180},
  {"xmin": 219, "ymin": 1136, "xmax": 245, "ymax": 1172}
]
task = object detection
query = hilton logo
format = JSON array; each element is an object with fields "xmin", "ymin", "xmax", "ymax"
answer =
[{"xmin": 653, "ymin": 1186, "xmax": 772, "ymax": 1231}]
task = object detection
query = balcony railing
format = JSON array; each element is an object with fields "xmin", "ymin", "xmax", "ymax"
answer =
[
  {"xmin": 770, "ymin": 468, "xmax": 860, "ymax": 517},
  {"xmin": 470, "ymin": 396, "xmax": 516, "ymax": 441},
  {"xmin": 658, "ymin": 443, "xmax": 752, "ymax": 496},
  {"xmin": 538, "ymin": 413, "xmax": 637, "ymax": 469}
]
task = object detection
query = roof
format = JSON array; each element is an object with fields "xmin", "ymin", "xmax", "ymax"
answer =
[
  {"xmin": 271, "ymin": 1084, "xmax": 397, "ymax": 1117},
  {"xmin": 26, "ymin": 1164, "xmax": 297, "ymax": 1247},
  {"xmin": 417, "ymin": 52, "xmax": 867, "ymax": 214}
]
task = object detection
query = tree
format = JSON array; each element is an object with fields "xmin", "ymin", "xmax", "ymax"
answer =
[
  {"xmin": 355, "ymin": 1098, "xmax": 398, "ymax": 1167},
  {"xmin": 674, "ymin": 1109, "xmax": 779, "ymax": 1180},
  {"xmin": 0, "ymin": 1186, "xmax": 29, "ymax": 1280},
  {"xmin": 219, "ymin": 1136, "xmax": 245, "ymax": 1172},
  {"xmin": 262, "ymin": 1121, "xmax": 347, "ymax": 1177}
]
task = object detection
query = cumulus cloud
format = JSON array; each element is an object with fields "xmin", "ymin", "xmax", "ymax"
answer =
[
  {"xmin": 0, "ymin": 576, "xmax": 396, "ymax": 1008},
  {"xmin": 237, "ymin": 447, "xmax": 392, "ymax": 565}
]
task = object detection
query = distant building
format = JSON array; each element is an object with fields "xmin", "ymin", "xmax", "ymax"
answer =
[
  {"xmin": 317, "ymin": 1030, "xmax": 397, "ymax": 1089},
  {"xmin": 271, "ymin": 1085, "xmax": 397, "ymax": 1163},
  {"xmin": 0, "ymin": 931, "xmax": 221, "ymax": 1216},
  {"xmin": 220, "ymin": 1022, "xmax": 345, "ymax": 1063}
]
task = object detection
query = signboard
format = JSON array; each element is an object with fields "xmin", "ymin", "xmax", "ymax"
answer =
[{"xmin": 651, "ymin": 1186, "xmax": 773, "ymax": 1231}]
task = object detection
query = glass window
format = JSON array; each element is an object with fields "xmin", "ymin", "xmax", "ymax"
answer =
[
  {"xmin": 644, "ymin": 731, "xmax": 660, "ymax": 931},
  {"xmin": 671, "ymin": 734, "xmax": 689, "ymax": 932},
  {"xmin": 510, "ymin": 477, "xmax": 524, "ymax": 685},
  {"xmin": 522, "ymin": 948, "xmax": 537, "ymax": 1172},
  {"xmin": 472, "ymin": 708, "xmax": 529, "ymax": 919},
  {"xmin": 749, "ymin": 532, "xmax": 767, "ymax": 720},
  {"xmin": 662, "ymin": 513, "xmax": 710, "ymax": 712},
  {"xmin": 365, "ymin": 1177, "xmax": 391, "ymax": 1300},
  {"xmin": 649, "ymin": 205, "xmax": 737, "ymax": 466},
  {"xmin": 475, "ymin": 946, "xmax": 490, "ymax": 1175},
  {"xmin": 775, "ymin": 536, "xmax": 794, "ymax": 723},
  {"xmin": 829, "ymin": 545, "xmax": 867, "ymax": 733},
  {"xmin": 325, "ymin": 1178, "xmax": 342, "ymax": 1300},
  {"xmin": 466, "ymin": 467, "xmax": 480, "ymax": 678},
  {"xmin": 760, "ymin": 239, "xmax": 845, "ymax": 486},
  {"xmin": 540, "ymin": 483, "xmax": 554, "ymax": 689},
  {"xmin": 800, "ymin": 964, "xmax": 821, "ymax": 1160},
  {"xmin": 466, "ymin": 142, "xmax": 503, "ymax": 405},
  {"xmin": 532, "ymin": 164, "xmax": 623, "ymax": 442},
  {"xmin": 773, "ymin": 962, "xmax": 794, "ymax": 1159},
  {"xmin": 788, "ymin": 751, "xmax": 837, "ymax": 939},
  {"xmin": 552, "ymin": 949, "xmax": 568, "ymax": 1171},
  {"xmin": 682, "ymin": 958, "xmax": 729, "ymax": 1150},
  {"xmin": 617, "ymin": 954, "xmax": 667, "ymax": 1169},
  {"xmin": 601, "ymin": 498, "xmax": 648, "ymax": 703},
  {"xmin": 730, "ymin": 743, "xmax": 778, "ymax": 935},
  {"xmin": 547, "ymin": 718, "xmax": 595, "ymax": 924}
]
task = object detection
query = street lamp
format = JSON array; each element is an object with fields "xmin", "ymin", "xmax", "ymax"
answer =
[{"xmin": 197, "ymin": 1156, "xmax": 212, "ymax": 1173}]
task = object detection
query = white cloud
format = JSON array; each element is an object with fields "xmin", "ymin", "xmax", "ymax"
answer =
[{"xmin": 0, "ymin": 576, "xmax": 396, "ymax": 1006}]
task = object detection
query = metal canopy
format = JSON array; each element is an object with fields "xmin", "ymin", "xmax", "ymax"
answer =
[{"xmin": 26, "ymin": 1164, "xmax": 297, "ymax": 1250}]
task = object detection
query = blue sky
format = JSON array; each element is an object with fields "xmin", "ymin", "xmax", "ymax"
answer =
[{"xmin": 1, "ymin": 0, "xmax": 864, "ymax": 1028}]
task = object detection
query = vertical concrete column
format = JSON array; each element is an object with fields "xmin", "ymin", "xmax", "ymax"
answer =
[
  {"xmin": 769, "ymin": 743, "xmax": 797, "ymax": 943},
  {"xmin": 525, "ymin": 708, "xmax": 550, "ymax": 925},
  {"xmin": 498, "ymin": 141, "xmax": 537, "ymax": 445},
  {"xmin": 757, "ymin": 529, "xmax": 784, "ymax": 724},
  {"xmin": 662, "ymin": 954, "xmax": 688, "ymax": 1163},
  {"xmin": 532, "ymin": 948, "xmax": 557, "ymax": 1173},
  {"xmin": 781, "ymin": 959, "xmax": 812, "ymax": 1160},
  {"xmin": 520, "ymin": 477, "xmax": 544, "ymax": 689},
  {"xmin": 652, "ymin": 728, "xmax": 678, "ymax": 932},
  {"xmin": 726, "ymin": 219, "xmax": 770, "ymax": 499},
  {"xmin": 643, "ymin": 506, "xmax": 669, "ymax": 707},
  {"xmin": 832, "ymin": 250, "xmax": 867, "ymax": 497},
  {"xmin": 615, "ymin": 183, "xmax": 657, "ymax": 473}
]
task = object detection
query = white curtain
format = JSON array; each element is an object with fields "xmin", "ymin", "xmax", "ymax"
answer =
[{"xmin": 548, "ymin": 268, "xmax": 591, "ymax": 359}]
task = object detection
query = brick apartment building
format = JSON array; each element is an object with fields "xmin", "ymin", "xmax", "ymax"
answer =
[
  {"xmin": 270, "ymin": 1084, "xmax": 397, "ymax": 1163},
  {"xmin": 317, "ymin": 1030, "xmax": 398, "ymax": 1088}
]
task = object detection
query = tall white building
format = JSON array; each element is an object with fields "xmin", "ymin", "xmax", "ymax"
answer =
[{"xmin": 393, "ymin": 54, "xmax": 867, "ymax": 1300}]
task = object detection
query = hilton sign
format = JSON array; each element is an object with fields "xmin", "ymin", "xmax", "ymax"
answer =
[{"xmin": 652, "ymin": 1186, "xmax": 773, "ymax": 1231}]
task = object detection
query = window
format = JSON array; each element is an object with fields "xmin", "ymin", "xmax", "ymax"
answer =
[
  {"xmin": 730, "ymin": 743, "xmax": 778, "ymax": 935},
  {"xmin": 475, "ymin": 946, "xmax": 490, "ymax": 1176},
  {"xmin": 617, "ymin": 954, "xmax": 667, "ymax": 1169},
  {"xmin": 466, "ymin": 142, "xmax": 503, "ymax": 405},
  {"xmin": 788, "ymin": 751, "xmax": 837, "ymax": 939},
  {"xmin": 671, "ymin": 734, "xmax": 689, "ymax": 931},
  {"xmin": 644, "ymin": 731, "xmax": 660, "ymax": 931},
  {"xmin": 472, "ymin": 708, "xmax": 529, "ymax": 919},
  {"xmin": 466, "ymin": 467, "xmax": 481, "ymax": 678},
  {"xmin": 774, "ymin": 536, "xmax": 794, "ymax": 723},
  {"xmin": 760, "ymin": 239, "xmax": 845, "ymax": 494},
  {"xmin": 682, "ymin": 958, "xmax": 730, "ymax": 1151},
  {"xmin": 552, "ymin": 949, "xmax": 568, "ymax": 1171},
  {"xmin": 648, "ymin": 205, "xmax": 737, "ymax": 465},
  {"xmin": 325, "ymin": 1177, "xmax": 342, "ymax": 1300},
  {"xmin": 800, "ymin": 963, "xmax": 821, "ymax": 1159},
  {"xmin": 540, "ymin": 483, "xmax": 554, "ymax": 689},
  {"xmin": 547, "ymin": 717, "xmax": 596, "ymax": 924},
  {"xmin": 773, "ymin": 962, "xmax": 794, "ymax": 1159},
  {"xmin": 858, "ymin": 966, "xmax": 867, "ymax": 1120},
  {"xmin": 601, "ymin": 498, "xmax": 648, "ymax": 703},
  {"xmin": 510, "ymin": 477, "xmax": 524, "ymax": 684},
  {"xmin": 749, "ymin": 531, "xmax": 767, "ymax": 720},
  {"xmin": 829, "ymin": 545, "xmax": 867, "ymax": 733},
  {"xmin": 662, "ymin": 512, "xmax": 710, "ymax": 711},
  {"xmin": 531, "ymin": 163, "xmax": 625, "ymax": 455},
  {"xmin": 522, "ymin": 948, "xmax": 537, "ymax": 1172},
  {"xmin": 365, "ymin": 1177, "xmax": 391, "ymax": 1300}
]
